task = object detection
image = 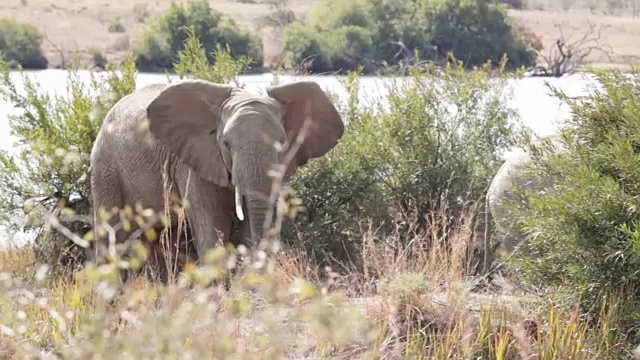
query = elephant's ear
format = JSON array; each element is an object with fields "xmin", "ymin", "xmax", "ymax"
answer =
[
  {"xmin": 147, "ymin": 79, "xmax": 234, "ymax": 187},
  {"xmin": 266, "ymin": 81, "xmax": 344, "ymax": 174}
]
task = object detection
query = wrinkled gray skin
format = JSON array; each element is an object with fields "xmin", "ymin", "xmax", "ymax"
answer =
[
  {"xmin": 88, "ymin": 79, "xmax": 344, "ymax": 279},
  {"xmin": 483, "ymin": 135, "xmax": 564, "ymax": 271}
]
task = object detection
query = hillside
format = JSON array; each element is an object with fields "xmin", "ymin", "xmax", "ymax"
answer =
[{"xmin": 1, "ymin": 0, "xmax": 639, "ymax": 70}]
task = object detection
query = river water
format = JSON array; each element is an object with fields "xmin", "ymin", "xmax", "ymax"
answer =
[{"xmin": 0, "ymin": 69, "xmax": 601, "ymax": 248}]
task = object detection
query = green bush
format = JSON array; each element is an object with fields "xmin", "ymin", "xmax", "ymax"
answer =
[
  {"xmin": 505, "ymin": 69, "xmax": 640, "ymax": 340},
  {"xmin": 0, "ymin": 57, "xmax": 136, "ymax": 276},
  {"xmin": 425, "ymin": 0, "xmax": 536, "ymax": 70},
  {"xmin": 282, "ymin": 22, "xmax": 333, "ymax": 73},
  {"xmin": 0, "ymin": 19, "xmax": 47, "ymax": 69},
  {"xmin": 282, "ymin": 0, "xmax": 537, "ymax": 74},
  {"xmin": 282, "ymin": 59, "xmax": 525, "ymax": 265},
  {"xmin": 134, "ymin": 0, "xmax": 263, "ymax": 72},
  {"xmin": 283, "ymin": 0, "xmax": 380, "ymax": 74}
]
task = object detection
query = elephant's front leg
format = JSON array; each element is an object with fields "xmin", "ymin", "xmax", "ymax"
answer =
[{"xmin": 176, "ymin": 165, "xmax": 234, "ymax": 262}]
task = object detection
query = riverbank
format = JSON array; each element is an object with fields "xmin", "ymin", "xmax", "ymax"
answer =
[{"xmin": 1, "ymin": 0, "xmax": 640, "ymax": 73}]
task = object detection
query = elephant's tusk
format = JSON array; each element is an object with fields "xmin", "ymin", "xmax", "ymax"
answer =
[{"xmin": 235, "ymin": 189, "xmax": 245, "ymax": 221}]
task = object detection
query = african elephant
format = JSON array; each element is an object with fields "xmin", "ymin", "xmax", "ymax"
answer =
[
  {"xmin": 88, "ymin": 79, "xmax": 344, "ymax": 279},
  {"xmin": 483, "ymin": 134, "xmax": 564, "ymax": 270}
]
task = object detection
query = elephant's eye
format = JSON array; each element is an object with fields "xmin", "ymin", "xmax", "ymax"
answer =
[
  {"xmin": 209, "ymin": 129, "xmax": 216, "ymax": 135},
  {"xmin": 223, "ymin": 139, "xmax": 231, "ymax": 149}
]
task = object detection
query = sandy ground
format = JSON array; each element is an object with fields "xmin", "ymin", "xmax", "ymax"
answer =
[
  {"xmin": 512, "ymin": 9, "xmax": 640, "ymax": 70},
  {"xmin": 0, "ymin": 0, "xmax": 639, "ymax": 70}
]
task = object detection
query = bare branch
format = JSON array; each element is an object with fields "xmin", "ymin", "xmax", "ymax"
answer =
[
  {"xmin": 534, "ymin": 21, "xmax": 614, "ymax": 77},
  {"xmin": 42, "ymin": 32, "xmax": 66, "ymax": 69}
]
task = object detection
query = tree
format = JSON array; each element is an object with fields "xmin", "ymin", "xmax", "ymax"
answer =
[
  {"xmin": 135, "ymin": 0, "xmax": 263, "ymax": 72},
  {"xmin": 533, "ymin": 22, "xmax": 613, "ymax": 77},
  {"xmin": 282, "ymin": 0, "xmax": 538, "ymax": 74}
]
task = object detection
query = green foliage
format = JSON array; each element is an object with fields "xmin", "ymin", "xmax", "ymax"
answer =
[
  {"xmin": 424, "ymin": 0, "xmax": 537, "ymax": 70},
  {"xmin": 0, "ymin": 18, "xmax": 47, "ymax": 69},
  {"xmin": 0, "ymin": 56, "xmax": 137, "ymax": 275},
  {"xmin": 506, "ymin": 68, "xmax": 640, "ymax": 340},
  {"xmin": 134, "ymin": 0, "xmax": 263, "ymax": 72},
  {"xmin": 284, "ymin": 59, "xmax": 525, "ymax": 263},
  {"xmin": 174, "ymin": 27, "xmax": 251, "ymax": 85},
  {"xmin": 282, "ymin": 0, "xmax": 537, "ymax": 74},
  {"xmin": 282, "ymin": 22, "xmax": 333, "ymax": 73},
  {"xmin": 380, "ymin": 59, "xmax": 524, "ymax": 214}
]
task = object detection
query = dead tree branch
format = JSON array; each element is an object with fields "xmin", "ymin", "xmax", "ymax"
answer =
[{"xmin": 534, "ymin": 21, "xmax": 614, "ymax": 77}]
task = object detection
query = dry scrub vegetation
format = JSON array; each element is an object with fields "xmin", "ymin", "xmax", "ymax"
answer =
[
  {"xmin": 0, "ymin": 28, "xmax": 639, "ymax": 358},
  {"xmin": 0, "ymin": 209, "xmax": 629, "ymax": 358},
  {"xmin": 1, "ymin": 0, "xmax": 640, "ymax": 71}
]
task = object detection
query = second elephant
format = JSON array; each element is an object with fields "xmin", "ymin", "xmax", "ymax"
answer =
[
  {"xmin": 483, "ymin": 134, "xmax": 564, "ymax": 269},
  {"xmin": 88, "ymin": 79, "xmax": 344, "ymax": 274}
]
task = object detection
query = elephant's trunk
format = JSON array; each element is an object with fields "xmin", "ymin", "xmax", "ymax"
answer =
[
  {"xmin": 245, "ymin": 194, "xmax": 270, "ymax": 248},
  {"xmin": 232, "ymin": 148, "xmax": 278, "ymax": 249}
]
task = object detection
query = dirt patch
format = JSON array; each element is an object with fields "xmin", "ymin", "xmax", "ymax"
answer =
[{"xmin": 1, "ymin": 0, "xmax": 639, "ymax": 70}]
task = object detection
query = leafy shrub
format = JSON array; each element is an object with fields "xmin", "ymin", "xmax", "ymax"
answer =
[
  {"xmin": 424, "ymin": 0, "xmax": 537, "ymax": 70},
  {"xmin": 281, "ymin": 22, "xmax": 330, "ymax": 73},
  {"xmin": 366, "ymin": 0, "xmax": 436, "ymax": 65},
  {"xmin": 283, "ymin": 59, "xmax": 525, "ymax": 265},
  {"xmin": 505, "ymin": 69, "xmax": 640, "ymax": 341},
  {"xmin": 0, "ymin": 19, "xmax": 47, "ymax": 69},
  {"xmin": 134, "ymin": 0, "xmax": 263, "ymax": 72},
  {"xmin": 0, "ymin": 57, "xmax": 137, "ymax": 277},
  {"xmin": 282, "ymin": 0, "xmax": 538, "ymax": 74}
]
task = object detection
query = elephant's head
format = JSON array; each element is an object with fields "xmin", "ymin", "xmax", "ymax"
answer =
[{"xmin": 146, "ymin": 79, "xmax": 344, "ymax": 248}]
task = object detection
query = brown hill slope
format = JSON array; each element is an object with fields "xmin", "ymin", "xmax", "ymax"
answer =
[{"xmin": 0, "ymin": 0, "xmax": 639, "ymax": 71}]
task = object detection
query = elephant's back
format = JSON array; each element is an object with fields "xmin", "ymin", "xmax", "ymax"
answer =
[
  {"xmin": 102, "ymin": 83, "xmax": 167, "ymax": 127},
  {"xmin": 92, "ymin": 83, "xmax": 180, "ymax": 213},
  {"xmin": 487, "ymin": 151, "xmax": 533, "ymax": 209}
]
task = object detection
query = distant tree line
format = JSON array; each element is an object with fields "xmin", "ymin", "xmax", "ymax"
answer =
[{"xmin": 0, "ymin": 0, "xmax": 613, "ymax": 75}]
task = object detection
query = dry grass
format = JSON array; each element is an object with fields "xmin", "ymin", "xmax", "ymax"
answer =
[
  {"xmin": 0, "ymin": 201, "xmax": 630, "ymax": 358},
  {"xmin": 2, "ymin": 0, "xmax": 640, "ymax": 70},
  {"xmin": 0, "ymin": 247, "xmax": 35, "ymax": 275}
]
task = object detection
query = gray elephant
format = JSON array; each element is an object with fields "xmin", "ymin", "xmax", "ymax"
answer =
[
  {"xmin": 88, "ymin": 79, "xmax": 344, "ymax": 279},
  {"xmin": 483, "ymin": 134, "xmax": 564, "ymax": 271}
]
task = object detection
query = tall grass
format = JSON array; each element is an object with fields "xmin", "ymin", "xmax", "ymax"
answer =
[{"xmin": 0, "ymin": 204, "xmax": 631, "ymax": 358}]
